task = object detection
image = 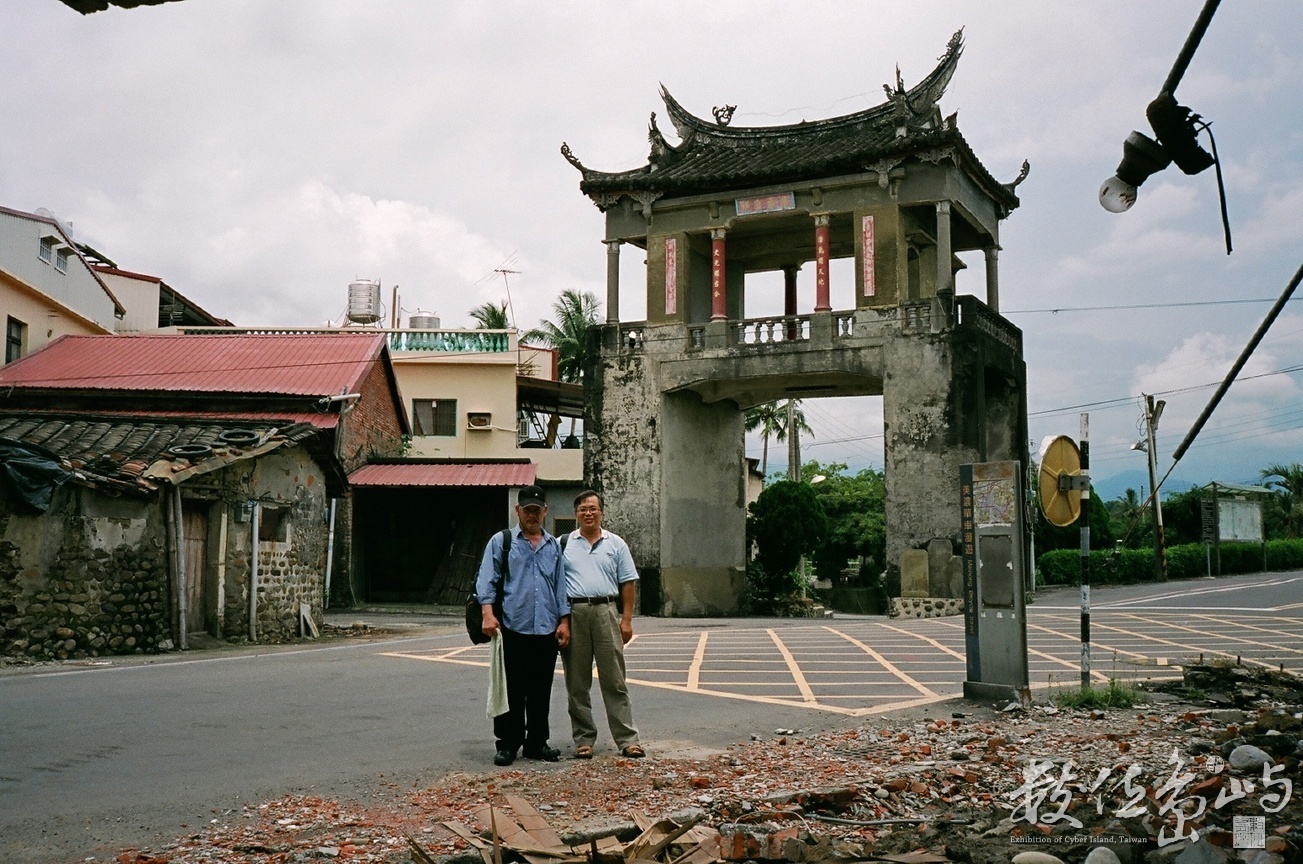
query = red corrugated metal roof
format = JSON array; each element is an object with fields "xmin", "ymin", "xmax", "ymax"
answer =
[
  {"xmin": 349, "ymin": 462, "xmax": 537, "ymax": 488},
  {"xmin": 0, "ymin": 333, "xmax": 385, "ymax": 396},
  {"xmin": 0, "ymin": 406, "xmax": 340, "ymax": 429}
]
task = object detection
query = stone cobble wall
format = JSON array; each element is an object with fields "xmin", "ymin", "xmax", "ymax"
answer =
[
  {"xmin": 889, "ymin": 596, "xmax": 964, "ymax": 618},
  {"xmin": 0, "ymin": 492, "xmax": 171, "ymax": 660}
]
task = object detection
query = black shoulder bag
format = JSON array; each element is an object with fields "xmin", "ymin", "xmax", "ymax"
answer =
[{"xmin": 465, "ymin": 528, "xmax": 511, "ymax": 645}]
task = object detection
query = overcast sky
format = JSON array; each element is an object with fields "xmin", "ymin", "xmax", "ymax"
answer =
[{"xmin": 2, "ymin": 0, "xmax": 1300, "ymax": 498}]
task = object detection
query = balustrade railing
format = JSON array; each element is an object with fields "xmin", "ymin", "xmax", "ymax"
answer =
[{"xmin": 735, "ymin": 314, "xmax": 809, "ymax": 345}]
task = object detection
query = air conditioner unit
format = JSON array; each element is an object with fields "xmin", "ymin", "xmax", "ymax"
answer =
[{"xmin": 467, "ymin": 412, "xmax": 492, "ymax": 430}]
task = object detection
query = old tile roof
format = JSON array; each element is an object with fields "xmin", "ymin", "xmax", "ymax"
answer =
[
  {"xmin": 348, "ymin": 461, "xmax": 537, "ymax": 488},
  {"xmin": 0, "ymin": 413, "xmax": 318, "ymax": 494},
  {"xmin": 565, "ymin": 30, "xmax": 1019, "ymax": 213},
  {"xmin": 0, "ymin": 333, "xmax": 388, "ymax": 397}
]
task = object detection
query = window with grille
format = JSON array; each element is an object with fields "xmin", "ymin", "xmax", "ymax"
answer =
[
  {"xmin": 5, "ymin": 318, "xmax": 25, "ymax": 364},
  {"xmin": 553, "ymin": 517, "xmax": 577, "ymax": 537},
  {"xmin": 54, "ymin": 247, "xmax": 68, "ymax": 273},
  {"xmin": 412, "ymin": 399, "xmax": 457, "ymax": 436},
  {"xmin": 38, "ymin": 237, "xmax": 53, "ymax": 264}
]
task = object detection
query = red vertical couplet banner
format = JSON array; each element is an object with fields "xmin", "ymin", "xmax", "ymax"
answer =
[
  {"xmin": 710, "ymin": 232, "xmax": 726, "ymax": 320},
  {"xmin": 664, "ymin": 237, "xmax": 677, "ymax": 315},
  {"xmin": 814, "ymin": 219, "xmax": 831, "ymax": 312},
  {"xmin": 861, "ymin": 215, "xmax": 876, "ymax": 298}
]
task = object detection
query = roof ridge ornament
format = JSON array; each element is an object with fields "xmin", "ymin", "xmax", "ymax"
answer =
[
  {"xmin": 711, "ymin": 105, "xmax": 736, "ymax": 127},
  {"xmin": 560, "ymin": 142, "xmax": 586, "ymax": 173},
  {"xmin": 1003, "ymin": 159, "xmax": 1031, "ymax": 191}
]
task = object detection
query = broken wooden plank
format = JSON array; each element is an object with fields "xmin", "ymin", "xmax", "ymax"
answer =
[
  {"xmin": 624, "ymin": 810, "xmax": 706, "ymax": 862},
  {"xmin": 442, "ymin": 821, "xmax": 494, "ymax": 864},
  {"xmin": 505, "ymin": 794, "xmax": 566, "ymax": 850}
]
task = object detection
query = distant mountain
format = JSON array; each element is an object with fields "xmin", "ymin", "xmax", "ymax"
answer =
[{"xmin": 1093, "ymin": 469, "xmax": 1198, "ymax": 502}]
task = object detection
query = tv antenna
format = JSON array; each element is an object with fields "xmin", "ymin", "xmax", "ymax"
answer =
[{"xmin": 494, "ymin": 267, "xmax": 520, "ymax": 329}]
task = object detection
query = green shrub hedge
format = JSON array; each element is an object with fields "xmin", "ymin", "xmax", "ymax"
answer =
[{"xmin": 1037, "ymin": 539, "xmax": 1303, "ymax": 586}]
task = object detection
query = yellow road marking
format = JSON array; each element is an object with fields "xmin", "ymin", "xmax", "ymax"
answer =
[
  {"xmin": 687, "ymin": 632, "xmax": 708, "ymax": 691},
  {"xmin": 768, "ymin": 629, "xmax": 817, "ymax": 703},
  {"xmin": 870, "ymin": 620, "xmax": 967, "ymax": 660},
  {"xmin": 1042, "ymin": 614, "xmax": 1275, "ymax": 670},
  {"xmin": 1115, "ymin": 612, "xmax": 1303, "ymax": 656},
  {"xmin": 1186, "ymin": 614, "xmax": 1303, "ymax": 649},
  {"xmin": 823, "ymin": 626, "xmax": 937, "ymax": 698}
]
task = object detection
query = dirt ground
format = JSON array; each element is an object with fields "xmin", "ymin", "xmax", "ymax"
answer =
[{"xmin": 104, "ymin": 664, "xmax": 1303, "ymax": 864}]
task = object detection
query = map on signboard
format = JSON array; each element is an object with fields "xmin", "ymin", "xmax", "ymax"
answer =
[{"xmin": 974, "ymin": 478, "xmax": 1016, "ymax": 526}]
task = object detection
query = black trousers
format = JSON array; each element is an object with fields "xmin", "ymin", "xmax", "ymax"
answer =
[{"xmin": 493, "ymin": 626, "xmax": 559, "ymax": 753}]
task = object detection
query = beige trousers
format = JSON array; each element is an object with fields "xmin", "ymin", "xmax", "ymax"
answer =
[{"xmin": 561, "ymin": 602, "xmax": 639, "ymax": 749}]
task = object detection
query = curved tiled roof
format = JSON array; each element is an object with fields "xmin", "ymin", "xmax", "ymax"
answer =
[{"xmin": 565, "ymin": 30, "xmax": 1019, "ymax": 213}]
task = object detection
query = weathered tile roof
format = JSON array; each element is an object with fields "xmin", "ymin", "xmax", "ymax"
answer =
[
  {"xmin": 564, "ymin": 30, "xmax": 1019, "ymax": 213},
  {"xmin": 0, "ymin": 333, "xmax": 388, "ymax": 398},
  {"xmin": 0, "ymin": 413, "xmax": 318, "ymax": 494}
]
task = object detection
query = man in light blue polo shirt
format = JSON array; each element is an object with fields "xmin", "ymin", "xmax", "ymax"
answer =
[{"xmin": 559, "ymin": 489, "xmax": 644, "ymax": 759}]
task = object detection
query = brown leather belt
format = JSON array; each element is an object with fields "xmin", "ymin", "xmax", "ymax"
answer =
[{"xmin": 569, "ymin": 596, "xmax": 616, "ymax": 604}]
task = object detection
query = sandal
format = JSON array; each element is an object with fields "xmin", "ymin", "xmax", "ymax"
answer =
[
  {"xmin": 620, "ymin": 744, "xmax": 646, "ymax": 759},
  {"xmin": 574, "ymin": 745, "xmax": 593, "ymax": 760}
]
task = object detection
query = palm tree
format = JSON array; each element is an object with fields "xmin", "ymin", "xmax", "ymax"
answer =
[
  {"xmin": 523, "ymin": 289, "xmax": 602, "ymax": 383},
  {"xmin": 745, "ymin": 403, "xmax": 783, "ymax": 477},
  {"xmin": 469, "ymin": 300, "xmax": 510, "ymax": 330},
  {"xmin": 1261, "ymin": 462, "xmax": 1303, "ymax": 538},
  {"xmin": 745, "ymin": 400, "xmax": 813, "ymax": 478}
]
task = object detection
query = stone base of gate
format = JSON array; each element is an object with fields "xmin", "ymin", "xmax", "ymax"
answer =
[
  {"xmin": 889, "ymin": 597, "xmax": 965, "ymax": 618},
  {"xmin": 659, "ymin": 566, "xmax": 745, "ymax": 616}
]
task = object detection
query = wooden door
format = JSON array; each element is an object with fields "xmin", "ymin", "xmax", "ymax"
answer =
[{"xmin": 182, "ymin": 503, "xmax": 209, "ymax": 635}]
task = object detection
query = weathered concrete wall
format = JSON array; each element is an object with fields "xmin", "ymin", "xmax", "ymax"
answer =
[
  {"xmin": 659, "ymin": 389, "xmax": 746, "ymax": 616},
  {"xmin": 1, "ymin": 485, "xmax": 170, "ymax": 660},
  {"xmin": 584, "ymin": 333, "xmax": 664, "ymax": 613}
]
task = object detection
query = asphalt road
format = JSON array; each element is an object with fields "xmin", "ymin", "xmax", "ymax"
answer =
[{"xmin": 2, "ymin": 569, "xmax": 1300, "ymax": 863}]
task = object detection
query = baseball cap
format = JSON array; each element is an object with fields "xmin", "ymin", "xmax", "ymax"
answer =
[{"xmin": 517, "ymin": 486, "xmax": 547, "ymax": 508}]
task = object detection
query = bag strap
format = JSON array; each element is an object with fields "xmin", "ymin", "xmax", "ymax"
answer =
[
  {"xmin": 560, "ymin": 533, "xmax": 569, "ymax": 553},
  {"xmin": 495, "ymin": 528, "xmax": 511, "ymax": 602}
]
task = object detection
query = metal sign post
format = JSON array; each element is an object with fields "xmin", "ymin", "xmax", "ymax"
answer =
[{"xmin": 1078, "ymin": 414, "xmax": 1091, "ymax": 689}]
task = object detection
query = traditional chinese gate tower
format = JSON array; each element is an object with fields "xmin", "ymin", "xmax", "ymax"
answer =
[{"xmin": 564, "ymin": 32, "xmax": 1030, "ymax": 615}]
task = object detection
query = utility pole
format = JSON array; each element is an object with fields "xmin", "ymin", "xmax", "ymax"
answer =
[
  {"xmin": 786, "ymin": 399, "xmax": 800, "ymax": 481},
  {"xmin": 1143, "ymin": 394, "xmax": 1168, "ymax": 581}
]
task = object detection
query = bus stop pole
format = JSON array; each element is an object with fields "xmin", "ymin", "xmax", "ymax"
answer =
[{"xmin": 1079, "ymin": 413, "xmax": 1091, "ymax": 689}]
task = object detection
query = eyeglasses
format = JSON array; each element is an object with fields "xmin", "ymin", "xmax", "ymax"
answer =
[{"xmin": 576, "ymin": 506, "xmax": 601, "ymax": 514}]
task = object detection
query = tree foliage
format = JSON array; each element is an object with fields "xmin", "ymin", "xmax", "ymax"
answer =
[
  {"xmin": 469, "ymin": 300, "xmax": 510, "ymax": 330},
  {"xmin": 1262, "ymin": 462, "xmax": 1303, "ymax": 539},
  {"xmin": 522, "ymin": 289, "xmax": 602, "ymax": 383},
  {"xmin": 747, "ymin": 480, "xmax": 828, "ymax": 596},
  {"xmin": 803, "ymin": 460, "xmax": 886, "ymax": 585}
]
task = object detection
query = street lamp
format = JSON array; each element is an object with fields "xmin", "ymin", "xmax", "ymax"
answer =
[{"xmin": 1098, "ymin": 0, "xmax": 1226, "ymax": 244}]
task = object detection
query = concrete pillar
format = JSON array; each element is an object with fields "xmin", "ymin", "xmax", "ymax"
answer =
[
  {"xmin": 814, "ymin": 214, "xmax": 832, "ymax": 312},
  {"xmin": 935, "ymin": 201, "xmax": 952, "ymax": 295},
  {"xmin": 984, "ymin": 245, "xmax": 1000, "ymax": 312},
  {"xmin": 605, "ymin": 240, "xmax": 621, "ymax": 323},
  {"xmin": 783, "ymin": 266, "xmax": 798, "ymax": 340},
  {"xmin": 660, "ymin": 390, "xmax": 746, "ymax": 615},
  {"xmin": 710, "ymin": 229, "xmax": 727, "ymax": 321}
]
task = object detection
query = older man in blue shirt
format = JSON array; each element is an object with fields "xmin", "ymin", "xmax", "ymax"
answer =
[
  {"xmin": 560, "ymin": 489, "xmax": 643, "ymax": 759},
  {"xmin": 477, "ymin": 486, "xmax": 570, "ymax": 766}
]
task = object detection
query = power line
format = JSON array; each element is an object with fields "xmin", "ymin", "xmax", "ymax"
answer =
[{"xmin": 1004, "ymin": 296, "xmax": 1298, "ymax": 315}]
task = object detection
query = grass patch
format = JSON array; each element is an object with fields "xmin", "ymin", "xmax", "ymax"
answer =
[{"xmin": 1052, "ymin": 678, "xmax": 1146, "ymax": 710}]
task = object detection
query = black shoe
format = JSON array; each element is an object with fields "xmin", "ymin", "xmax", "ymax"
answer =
[
  {"xmin": 523, "ymin": 744, "xmax": 560, "ymax": 762},
  {"xmin": 493, "ymin": 749, "xmax": 516, "ymax": 766}
]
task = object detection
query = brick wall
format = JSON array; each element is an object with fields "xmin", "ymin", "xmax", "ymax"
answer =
[{"xmin": 338, "ymin": 359, "xmax": 405, "ymax": 474}]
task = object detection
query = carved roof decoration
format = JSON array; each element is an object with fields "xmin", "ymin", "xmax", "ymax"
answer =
[{"xmin": 563, "ymin": 29, "xmax": 1020, "ymax": 215}]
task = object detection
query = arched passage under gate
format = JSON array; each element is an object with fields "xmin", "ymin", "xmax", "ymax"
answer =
[{"xmin": 565, "ymin": 31, "xmax": 1031, "ymax": 615}]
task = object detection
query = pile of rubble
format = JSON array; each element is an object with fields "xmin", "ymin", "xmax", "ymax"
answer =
[{"xmin": 114, "ymin": 666, "xmax": 1302, "ymax": 864}]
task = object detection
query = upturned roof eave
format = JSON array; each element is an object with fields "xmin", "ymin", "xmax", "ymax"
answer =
[{"xmin": 579, "ymin": 126, "xmax": 1019, "ymax": 212}]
